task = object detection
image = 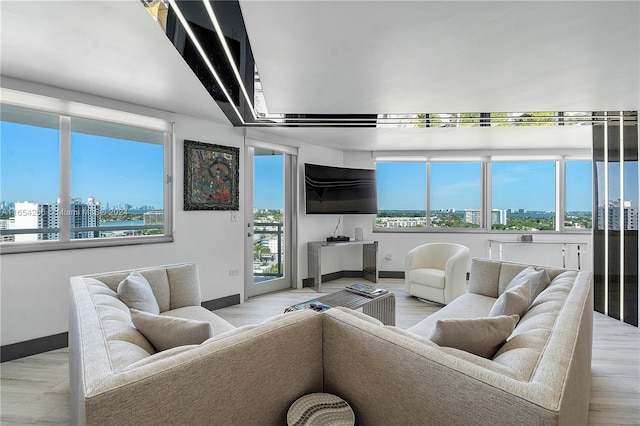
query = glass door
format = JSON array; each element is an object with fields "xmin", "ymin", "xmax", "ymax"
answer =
[{"xmin": 244, "ymin": 146, "xmax": 296, "ymax": 298}]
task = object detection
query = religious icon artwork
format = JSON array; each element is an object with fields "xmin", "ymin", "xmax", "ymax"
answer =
[{"xmin": 184, "ymin": 140, "xmax": 239, "ymax": 210}]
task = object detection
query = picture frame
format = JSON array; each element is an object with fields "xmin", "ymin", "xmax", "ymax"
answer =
[{"xmin": 183, "ymin": 140, "xmax": 239, "ymax": 211}]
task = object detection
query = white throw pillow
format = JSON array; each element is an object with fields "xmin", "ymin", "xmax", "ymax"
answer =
[
  {"xmin": 505, "ymin": 267, "xmax": 550, "ymax": 305},
  {"xmin": 130, "ymin": 309, "xmax": 213, "ymax": 352},
  {"xmin": 427, "ymin": 315, "xmax": 519, "ymax": 359},
  {"xmin": 117, "ymin": 271, "xmax": 160, "ymax": 314},
  {"xmin": 489, "ymin": 279, "xmax": 531, "ymax": 318}
]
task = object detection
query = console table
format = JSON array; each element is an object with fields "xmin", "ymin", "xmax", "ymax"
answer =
[
  {"xmin": 308, "ymin": 240, "xmax": 377, "ymax": 292},
  {"xmin": 488, "ymin": 239, "xmax": 586, "ymax": 270}
]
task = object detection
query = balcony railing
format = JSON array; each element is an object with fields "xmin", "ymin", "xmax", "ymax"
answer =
[{"xmin": 253, "ymin": 221, "xmax": 284, "ymax": 281}]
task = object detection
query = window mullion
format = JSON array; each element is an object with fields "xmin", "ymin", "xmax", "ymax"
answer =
[
  {"xmin": 59, "ymin": 116, "xmax": 71, "ymax": 242},
  {"xmin": 557, "ymin": 158, "xmax": 565, "ymax": 231},
  {"xmin": 425, "ymin": 162, "xmax": 431, "ymax": 228}
]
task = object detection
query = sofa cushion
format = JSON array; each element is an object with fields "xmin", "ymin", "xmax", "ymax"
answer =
[
  {"xmin": 163, "ymin": 306, "xmax": 236, "ymax": 335},
  {"xmin": 117, "ymin": 272, "xmax": 160, "ymax": 314},
  {"xmin": 427, "ymin": 314, "xmax": 519, "ymax": 358},
  {"xmin": 468, "ymin": 258, "xmax": 501, "ymax": 297},
  {"xmin": 489, "ymin": 279, "xmax": 531, "ymax": 318},
  {"xmin": 131, "ymin": 309, "xmax": 214, "ymax": 351},
  {"xmin": 406, "ymin": 293, "xmax": 496, "ymax": 338},
  {"xmin": 502, "ymin": 266, "xmax": 551, "ymax": 305}
]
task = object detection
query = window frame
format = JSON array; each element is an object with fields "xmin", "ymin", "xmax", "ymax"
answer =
[
  {"xmin": 373, "ymin": 155, "xmax": 591, "ymax": 234},
  {"xmin": 0, "ymin": 89, "xmax": 174, "ymax": 254}
]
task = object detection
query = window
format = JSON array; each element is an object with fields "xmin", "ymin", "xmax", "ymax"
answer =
[
  {"xmin": 430, "ymin": 162, "xmax": 481, "ymax": 228},
  {"xmin": 565, "ymin": 160, "xmax": 593, "ymax": 230},
  {"xmin": 2, "ymin": 106, "xmax": 61, "ymax": 242},
  {"xmin": 374, "ymin": 156, "xmax": 591, "ymax": 233},
  {"xmin": 491, "ymin": 161, "xmax": 557, "ymax": 231},
  {"xmin": 0, "ymin": 94, "xmax": 172, "ymax": 253},
  {"xmin": 375, "ymin": 162, "xmax": 426, "ymax": 228}
]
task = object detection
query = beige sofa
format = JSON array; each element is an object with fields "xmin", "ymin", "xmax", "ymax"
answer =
[
  {"xmin": 69, "ymin": 263, "xmax": 324, "ymax": 425},
  {"xmin": 323, "ymin": 258, "xmax": 594, "ymax": 425},
  {"xmin": 69, "ymin": 259, "xmax": 593, "ymax": 425}
]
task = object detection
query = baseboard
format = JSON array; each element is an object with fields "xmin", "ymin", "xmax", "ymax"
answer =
[
  {"xmin": 379, "ymin": 271, "xmax": 404, "ymax": 279},
  {"xmin": 2, "ymin": 294, "xmax": 242, "ymax": 362},
  {"xmin": 320, "ymin": 270, "xmax": 407, "ymax": 281},
  {"xmin": 1, "ymin": 332, "xmax": 68, "ymax": 363},
  {"xmin": 201, "ymin": 294, "xmax": 241, "ymax": 311}
]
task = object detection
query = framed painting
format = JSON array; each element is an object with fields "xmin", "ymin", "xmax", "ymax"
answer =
[{"xmin": 184, "ymin": 140, "xmax": 239, "ymax": 210}]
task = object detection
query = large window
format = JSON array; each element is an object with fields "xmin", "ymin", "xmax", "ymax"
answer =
[
  {"xmin": 375, "ymin": 157, "xmax": 591, "ymax": 232},
  {"xmin": 375, "ymin": 162, "xmax": 426, "ymax": 228},
  {"xmin": 430, "ymin": 162, "xmax": 481, "ymax": 228},
  {"xmin": 491, "ymin": 161, "xmax": 556, "ymax": 231},
  {"xmin": 565, "ymin": 160, "xmax": 593, "ymax": 229},
  {"xmin": 0, "ymin": 94, "xmax": 172, "ymax": 252}
]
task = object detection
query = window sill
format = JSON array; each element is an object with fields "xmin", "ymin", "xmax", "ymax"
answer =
[{"xmin": 0, "ymin": 235, "xmax": 173, "ymax": 255}]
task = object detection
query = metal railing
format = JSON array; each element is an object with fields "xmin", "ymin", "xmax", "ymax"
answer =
[{"xmin": 253, "ymin": 221, "xmax": 284, "ymax": 280}]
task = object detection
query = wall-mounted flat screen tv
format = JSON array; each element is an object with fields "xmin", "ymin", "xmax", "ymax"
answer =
[{"xmin": 304, "ymin": 163, "xmax": 378, "ymax": 214}]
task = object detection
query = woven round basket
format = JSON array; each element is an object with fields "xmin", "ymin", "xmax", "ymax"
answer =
[{"xmin": 287, "ymin": 393, "xmax": 355, "ymax": 426}]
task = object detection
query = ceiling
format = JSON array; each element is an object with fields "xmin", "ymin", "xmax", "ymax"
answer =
[{"xmin": 1, "ymin": 1, "xmax": 638, "ymax": 151}]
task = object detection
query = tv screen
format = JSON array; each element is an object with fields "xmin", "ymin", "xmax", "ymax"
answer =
[{"xmin": 304, "ymin": 163, "xmax": 378, "ymax": 214}]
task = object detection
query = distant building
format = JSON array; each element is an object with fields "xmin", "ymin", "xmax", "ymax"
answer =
[
  {"xmin": 70, "ymin": 198, "xmax": 101, "ymax": 239},
  {"xmin": 463, "ymin": 209, "xmax": 506, "ymax": 226},
  {"xmin": 13, "ymin": 198, "xmax": 100, "ymax": 241},
  {"xmin": 0, "ymin": 218, "xmax": 15, "ymax": 242},
  {"xmin": 144, "ymin": 211, "xmax": 164, "ymax": 225},
  {"xmin": 598, "ymin": 199, "xmax": 638, "ymax": 230}
]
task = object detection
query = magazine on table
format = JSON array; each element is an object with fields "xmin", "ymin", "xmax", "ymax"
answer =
[
  {"xmin": 291, "ymin": 299, "xmax": 330, "ymax": 312},
  {"xmin": 345, "ymin": 283, "xmax": 388, "ymax": 298}
]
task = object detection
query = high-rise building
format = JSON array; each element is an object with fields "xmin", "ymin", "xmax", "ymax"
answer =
[
  {"xmin": 143, "ymin": 211, "xmax": 164, "ymax": 225},
  {"xmin": 597, "ymin": 199, "xmax": 638, "ymax": 230},
  {"xmin": 0, "ymin": 218, "xmax": 15, "ymax": 242},
  {"xmin": 12, "ymin": 199, "xmax": 101, "ymax": 241}
]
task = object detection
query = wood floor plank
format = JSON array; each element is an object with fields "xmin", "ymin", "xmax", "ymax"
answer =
[{"xmin": 1, "ymin": 278, "xmax": 638, "ymax": 425}]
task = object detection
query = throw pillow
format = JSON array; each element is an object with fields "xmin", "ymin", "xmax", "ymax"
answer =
[
  {"xmin": 427, "ymin": 315, "xmax": 519, "ymax": 359},
  {"xmin": 489, "ymin": 280, "xmax": 531, "ymax": 318},
  {"xmin": 505, "ymin": 267, "xmax": 551, "ymax": 305},
  {"xmin": 130, "ymin": 309, "xmax": 214, "ymax": 351},
  {"xmin": 117, "ymin": 271, "xmax": 160, "ymax": 314}
]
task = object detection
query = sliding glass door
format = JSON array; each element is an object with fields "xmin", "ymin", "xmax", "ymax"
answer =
[{"xmin": 244, "ymin": 145, "xmax": 296, "ymax": 298}]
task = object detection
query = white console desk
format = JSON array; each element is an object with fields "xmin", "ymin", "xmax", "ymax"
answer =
[
  {"xmin": 488, "ymin": 239, "xmax": 586, "ymax": 270},
  {"xmin": 308, "ymin": 240, "xmax": 378, "ymax": 292}
]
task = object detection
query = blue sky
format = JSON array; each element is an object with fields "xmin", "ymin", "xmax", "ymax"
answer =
[
  {"xmin": 254, "ymin": 154, "xmax": 284, "ymax": 209},
  {"xmin": 376, "ymin": 160, "xmax": 595, "ymax": 212},
  {"xmin": 0, "ymin": 120, "xmax": 612, "ymax": 214},
  {"xmin": 1, "ymin": 121, "xmax": 164, "ymax": 209}
]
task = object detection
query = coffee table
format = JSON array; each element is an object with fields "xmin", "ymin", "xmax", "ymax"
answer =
[{"xmin": 285, "ymin": 289, "xmax": 395, "ymax": 325}]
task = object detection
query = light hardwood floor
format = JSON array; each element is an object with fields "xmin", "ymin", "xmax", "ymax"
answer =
[{"xmin": 1, "ymin": 278, "xmax": 638, "ymax": 425}]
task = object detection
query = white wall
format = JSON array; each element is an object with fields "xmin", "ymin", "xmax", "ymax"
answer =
[
  {"xmin": 296, "ymin": 143, "xmax": 345, "ymax": 286},
  {"xmin": 0, "ymin": 85, "xmax": 247, "ymax": 346}
]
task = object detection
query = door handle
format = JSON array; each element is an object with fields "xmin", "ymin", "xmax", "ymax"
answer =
[{"xmin": 248, "ymin": 232, "xmax": 253, "ymax": 237}]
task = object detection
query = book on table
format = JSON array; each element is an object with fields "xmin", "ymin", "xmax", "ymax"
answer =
[
  {"xmin": 290, "ymin": 299, "xmax": 330, "ymax": 312},
  {"xmin": 345, "ymin": 283, "xmax": 388, "ymax": 298}
]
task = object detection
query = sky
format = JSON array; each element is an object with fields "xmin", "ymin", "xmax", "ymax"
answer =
[
  {"xmin": 376, "ymin": 160, "xmax": 596, "ymax": 212},
  {"xmin": 254, "ymin": 154, "xmax": 284, "ymax": 209},
  {"xmin": 0, "ymin": 120, "xmax": 614, "ymax": 214},
  {"xmin": 1, "ymin": 121, "xmax": 164, "ymax": 210}
]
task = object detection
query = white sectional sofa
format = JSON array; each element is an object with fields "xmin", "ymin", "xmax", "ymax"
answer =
[
  {"xmin": 69, "ymin": 259, "xmax": 593, "ymax": 425},
  {"xmin": 69, "ymin": 263, "xmax": 324, "ymax": 425}
]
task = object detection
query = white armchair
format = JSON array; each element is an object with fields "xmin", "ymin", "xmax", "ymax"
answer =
[{"xmin": 404, "ymin": 243, "xmax": 470, "ymax": 305}]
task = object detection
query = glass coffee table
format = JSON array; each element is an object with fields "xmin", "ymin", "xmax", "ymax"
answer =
[{"xmin": 285, "ymin": 289, "xmax": 395, "ymax": 325}]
